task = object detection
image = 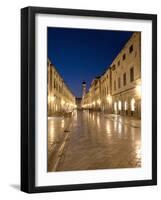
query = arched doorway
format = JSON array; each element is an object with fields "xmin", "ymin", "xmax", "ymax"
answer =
[
  {"xmin": 118, "ymin": 100, "xmax": 122, "ymax": 115},
  {"xmin": 131, "ymin": 98, "xmax": 135, "ymax": 116},
  {"xmin": 114, "ymin": 102, "xmax": 117, "ymax": 114},
  {"xmin": 124, "ymin": 101, "xmax": 128, "ymax": 116}
]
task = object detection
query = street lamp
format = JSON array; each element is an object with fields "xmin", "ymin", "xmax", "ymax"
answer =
[
  {"xmin": 50, "ymin": 96, "xmax": 55, "ymax": 102},
  {"xmin": 106, "ymin": 95, "xmax": 112, "ymax": 104},
  {"xmin": 48, "ymin": 95, "xmax": 55, "ymax": 103}
]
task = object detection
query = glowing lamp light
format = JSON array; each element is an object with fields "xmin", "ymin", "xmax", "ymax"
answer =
[
  {"xmin": 136, "ymin": 84, "xmax": 141, "ymax": 97},
  {"xmin": 61, "ymin": 99, "xmax": 65, "ymax": 105},
  {"xmin": 124, "ymin": 101, "xmax": 128, "ymax": 110},
  {"xmin": 97, "ymin": 99, "xmax": 101, "ymax": 105},
  {"xmin": 51, "ymin": 96, "xmax": 55, "ymax": 102},
  {"xmin": 131, "ymin": 98, "xmax": 135, "ymax": 111},
  {"xmin": 106, "ymin": 95, "xmax": 112, "ymax": 103},
  {"xmin": 114, "ymin": 102, "xmax": 117, "ymax": 111},
  {"xmin": 118, "ymin": 101, "xmax": 122, "ymax": 111},
  {"xmin": 48, "ymin": 95, "xmax": 55, "ymax": 102}
]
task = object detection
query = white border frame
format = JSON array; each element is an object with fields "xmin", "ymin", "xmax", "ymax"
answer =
[{"xmin": 35, "ymin": 14, "xmax": 152, "ymax": 187}]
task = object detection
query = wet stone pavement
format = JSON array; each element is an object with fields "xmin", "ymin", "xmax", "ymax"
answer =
[{"xmin": 48, "ymin": 110, "xmax": 141, "ymax": 172}]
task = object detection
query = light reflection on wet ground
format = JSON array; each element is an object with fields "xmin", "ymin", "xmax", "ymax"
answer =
[
  {"xmin": 48, "ymin": 117, "xmax": 69, "ymax": 158},
  {"xmin": 48, "ymin": 110, "xmax": 141, "ymax": 171}
]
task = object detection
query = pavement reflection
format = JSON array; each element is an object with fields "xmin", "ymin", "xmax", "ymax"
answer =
[{"xmin": 48, "ymin": 110, "xmax": 141, "ymax": 171}]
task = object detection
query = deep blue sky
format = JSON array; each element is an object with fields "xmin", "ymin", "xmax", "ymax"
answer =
[{"xmin": 48, "ymin": 27, "xmax": 133, "ymax": 98}]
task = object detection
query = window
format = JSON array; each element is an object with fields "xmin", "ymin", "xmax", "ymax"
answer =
[
  {"xmin": 130, "ymin": 67, "xmax": 134, "ymax": 82},
  {"xmin": 114, "ymin": 80, "xmax": 116, "ymax": 90},
  {"xmin": 123, "ymin": 73, "xmax": 126, "ymax": 86},
  {"xmin": 118, "ymin": 77, "xmax": 121, "ymax": 88},
  {"xmin": 122, "ymin": 53, "xmax": 126, "ymax": 60},
  {"xmin": 118, "ymin": 60, "xmax": 120, "ymax": 66},
  {"xmin": 129, "ymin": 44, "xmax": 133, "ymax": 53},
  {"xmin": 112, "ymin": 64, "xmax": 116, "ymax": 71},
  {"xmin": 106, "ymin": 87, "xmax": 108, "ymax": 95}
]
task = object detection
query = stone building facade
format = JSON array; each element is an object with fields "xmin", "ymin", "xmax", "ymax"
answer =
[
  {"xmin": 48, "ymin": 59, "xmax": 76, "ymax": 116},
  {"xmin": 81, "ymin": 32, "xmax": 141, "ymax": 118}
]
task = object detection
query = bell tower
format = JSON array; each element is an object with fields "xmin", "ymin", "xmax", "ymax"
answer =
[{"xmin": 82, "ymin": 81, "xmax": 86, "ymax": 98}]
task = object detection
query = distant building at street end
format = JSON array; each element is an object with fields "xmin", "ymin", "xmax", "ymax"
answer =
[
  {"xmin": 76, "ymin": 98, "xmax": 82, "ymax": 110},
  {"xmin": 81, "ymin": 32, "xmax": 141, "ymax": 118}
]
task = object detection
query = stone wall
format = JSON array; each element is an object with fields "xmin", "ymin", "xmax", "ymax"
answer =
[{"xmin": 48, "ymin": 59, "xmax": 76, "ymax": 116}]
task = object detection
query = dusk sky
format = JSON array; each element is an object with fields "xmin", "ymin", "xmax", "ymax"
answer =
[{"xmin": 48, "ymin": 27, "xmax": 133, "ymax": 98}]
